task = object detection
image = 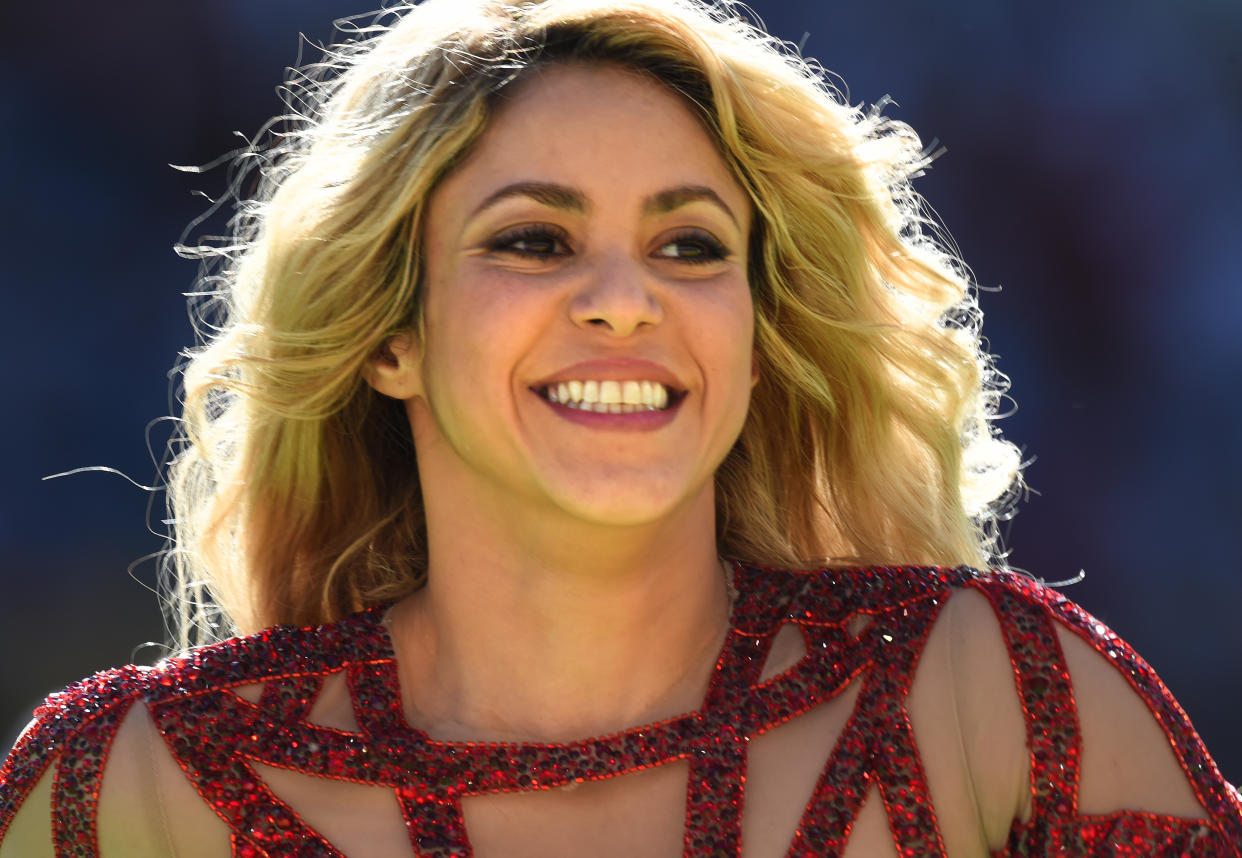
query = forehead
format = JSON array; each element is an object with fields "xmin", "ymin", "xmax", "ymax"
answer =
[
  {"xmin": 431, "ymin": 62, "xmax": 749, "ymax": 216},
  {"xmin": 488, "ymin": 61, "xmax": 705, "ymax": 137}
]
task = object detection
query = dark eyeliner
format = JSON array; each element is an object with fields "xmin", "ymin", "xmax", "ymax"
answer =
[
  {"xmin": 484, "ymin": 223, "xmax": 571, "ymax": 259},
  {"xmin": 658, "ymin": 229, "xmax": 730, "ymax": 264}
]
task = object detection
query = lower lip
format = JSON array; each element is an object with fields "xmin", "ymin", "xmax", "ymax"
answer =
[{"xmin": 532, "ymin": 391, "xmax": 682, "ymax": 431}]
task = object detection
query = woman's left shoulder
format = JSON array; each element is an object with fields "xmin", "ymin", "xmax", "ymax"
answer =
[
  {"xmin": 925, "ymin": 567, "xmax": 1242, "ymax": 855},
  {"xmin": 733, "ymin": 562, "xmax": 1242, "ymax": 854}
]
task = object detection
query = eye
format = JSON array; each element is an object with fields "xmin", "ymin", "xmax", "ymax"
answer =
[
  {"xmin": 485, "ymin": 224, "xmax": 571, "ymax": 260},
  {"xmin": 653, "ymin": 230, "xmax": 730, "ymax": 264}
]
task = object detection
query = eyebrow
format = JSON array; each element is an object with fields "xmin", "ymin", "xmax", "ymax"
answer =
[
  {"xmin": 470, "ymin": 181, "xmax": 738, "ymax": 226},
  {"xmin": 471, "ymin": 182, "xmax": 587, "ymax": 218},
  {"xmin": 643, "ymin": 185, "xmax": 738, "ymax": 226}
]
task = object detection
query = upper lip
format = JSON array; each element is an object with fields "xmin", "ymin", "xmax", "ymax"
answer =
[{"xmin": 530, "ymin": 358, "xmax": 687, "ymax": 393}]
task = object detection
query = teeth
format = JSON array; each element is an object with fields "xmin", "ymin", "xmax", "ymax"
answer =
[{"xmin": 538, "ymin": 379, "xmax": 676, "ymax": 412}]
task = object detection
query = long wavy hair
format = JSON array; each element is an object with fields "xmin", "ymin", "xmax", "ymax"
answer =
[{"xmin": 168, "ymin": 0, "xmax": 1022, "ymax": 648}]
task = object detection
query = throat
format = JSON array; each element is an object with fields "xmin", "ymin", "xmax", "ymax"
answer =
[{"xmin": 388, "ymin": 560, "xmax": 736, "ymax": 743}]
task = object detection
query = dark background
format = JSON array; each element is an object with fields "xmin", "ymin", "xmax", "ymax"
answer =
[{"xmin": 2, "ymin": 0, "xmax": 1239, "ymax": 786}]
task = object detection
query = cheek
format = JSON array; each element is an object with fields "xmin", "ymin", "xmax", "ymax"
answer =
[
  {"xmin": 691, "ymin": 286, "xmax": 755, "ymax": 406},
  {"xmin": 421, "ymin": 271, "xmax": 548, "ymax": 401},
  {"xmin": 726, "ymin": 295, "xmax": 758, "ymax": 416},
  {"xmin": 718, "ymin": 289, "xmax": 756, "ymax": 375}
]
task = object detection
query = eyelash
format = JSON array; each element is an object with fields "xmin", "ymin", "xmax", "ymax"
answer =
[
  {"xmin": 656, "ymin": 230, "xmax": 730, "ymax": 264},
  {"xmin": 485, "ymin": 224, "xmax": 571, "ymax": 260},
  {"xmin": 485, "ymin": 225, "xmax": 730, "ymax": 265}
]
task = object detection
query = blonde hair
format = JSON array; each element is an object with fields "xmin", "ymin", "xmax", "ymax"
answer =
[{"xmin": 169, "ymin": 0, "xmax": 1022, "ymax": 648}]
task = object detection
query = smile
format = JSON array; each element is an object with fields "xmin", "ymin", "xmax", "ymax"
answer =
[{"xmin": 535, "ymin": 380, "xmax": 678, "ymax": 413}]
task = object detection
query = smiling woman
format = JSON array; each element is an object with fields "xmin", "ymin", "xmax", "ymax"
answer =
[
  {"xmin": 371, "ymin": 64, "xmax": 756, "ymax": 541},
  {"xmin": 1, "ymin": 1, "xmax": 1239, "ymax": 856}
]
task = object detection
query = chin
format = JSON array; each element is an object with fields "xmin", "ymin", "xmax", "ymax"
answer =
[{"xmin": 546, "ymin": 477, "xmax": 707, "ymax": 529}]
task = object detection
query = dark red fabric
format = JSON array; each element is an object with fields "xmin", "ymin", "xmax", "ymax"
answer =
[{"xmin": 2, "ymin": 565, "xmax": 1238, "ymax": 857}]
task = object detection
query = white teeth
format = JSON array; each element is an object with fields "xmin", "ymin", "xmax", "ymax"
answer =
[
  {"xmin": 599, "ymin": 381, "xmax": 621, "ymax": 404},
  {"xmin": 538, "ymin": 379, "xmax": 676, "ymax": 412}
]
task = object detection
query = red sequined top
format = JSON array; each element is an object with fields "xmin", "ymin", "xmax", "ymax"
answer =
[{"xmin": 1, "ymin": 565, "xmax": 1239, "ymax": 857}]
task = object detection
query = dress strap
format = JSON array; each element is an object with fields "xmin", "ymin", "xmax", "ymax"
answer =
[
  {"xmin": 977, "ymin": 577, "xmax": 1082, "ymax": 854},
  {"xmin": 258, "ymin": 673, "xmax": 323, "ymax": 722}
]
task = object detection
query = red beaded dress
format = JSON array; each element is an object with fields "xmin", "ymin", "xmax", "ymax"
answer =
[{"xmin": 2, "ymin": 564, "xmax": 1239, "ymax": 857}]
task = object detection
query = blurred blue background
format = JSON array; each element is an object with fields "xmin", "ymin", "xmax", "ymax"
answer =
[{"xmin": 1, "ymin": 0, "xmax": 1239, "ymax": 785}]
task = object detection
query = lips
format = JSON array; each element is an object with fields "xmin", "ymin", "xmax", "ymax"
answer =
[{"xmin": 529, "ymin": 358, "xmax": 688, "ymax": 426}]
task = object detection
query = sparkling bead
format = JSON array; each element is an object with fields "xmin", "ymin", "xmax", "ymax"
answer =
[{"xmin": 2, "ymin": 565, "xmax": 1238, "ymax": 856}]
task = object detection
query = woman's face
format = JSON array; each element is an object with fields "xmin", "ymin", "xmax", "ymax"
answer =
[{"xmin": 394, "ymin": 62, "xmax": 755, "ymax": 529}]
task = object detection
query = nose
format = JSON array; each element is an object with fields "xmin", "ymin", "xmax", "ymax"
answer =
[{"xmin": 569, "ymin": 254, "xmax": 664, "ymax": 336}]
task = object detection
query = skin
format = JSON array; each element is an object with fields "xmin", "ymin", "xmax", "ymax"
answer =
[
  {"xmin": 0, "ymin": 60, "xmax": 1213, "ymax": 858},
  {"xmin": 366, "ymin": 63, "xmax": 756, "ymax": 743}
]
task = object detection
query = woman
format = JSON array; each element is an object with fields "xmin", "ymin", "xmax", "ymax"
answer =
[{"xmin": 1, "ymin": 0, "xmax": 1238, "ymax": 855}]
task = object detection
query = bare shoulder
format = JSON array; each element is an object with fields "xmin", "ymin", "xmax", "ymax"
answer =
[
  {"xmin": 0, "ymin": 691, "xmax": 165, "ymax": 858},
  {"xmin": 0, "ymin": 716, "xmax": 54, "ymax": 858},
  {"xmin": 907, "ymin": 584, "xmax": 1030, "ymax": 854},
  {"xmin": 1, "ymin": 666, "xmax": 146, "ymax": 857},
  {"xmin": 96, "ymin": 704, "xmax": 178, "ymax": 857},
  {"xmin": 0, "ymin": 618, "xmax": 338, "ymax": 858},
  {"xmin": 1, "ymin": 694, "xmax": 229, "ymax": 858},
  {"xmin": 101, "ymin": 701, "xmax": 232, "ymax": 858},
  {"xmin": 935, "ymin": 572, "xmax": 1242, "ymax": 854}
]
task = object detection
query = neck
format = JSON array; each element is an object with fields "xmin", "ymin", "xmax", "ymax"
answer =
[{"xmin": 390, "ymin": 484, "xmax": 732, "ymax": 743}]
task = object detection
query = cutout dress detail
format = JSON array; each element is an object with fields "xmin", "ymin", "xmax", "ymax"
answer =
[{"xmin": 2, "ymin": 565, "xmax": 1239, "ymax": 856}]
